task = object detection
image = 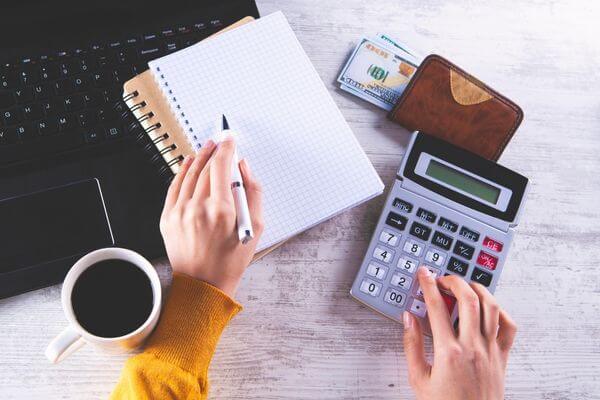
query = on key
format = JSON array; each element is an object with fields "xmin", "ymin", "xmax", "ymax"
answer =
[{"xmin": 385, "ymin": 211, "xmax": 407, "ymax": 231}]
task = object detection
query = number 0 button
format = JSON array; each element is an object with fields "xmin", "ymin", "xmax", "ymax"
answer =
[{"xmin": 359, "ymin": 279, "xmax": 382, "ymax": 296}]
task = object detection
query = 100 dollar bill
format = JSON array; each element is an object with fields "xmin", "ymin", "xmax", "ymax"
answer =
[{"xmin": 338, "ymin": 36, "xmax": 419, "ymax": 110}]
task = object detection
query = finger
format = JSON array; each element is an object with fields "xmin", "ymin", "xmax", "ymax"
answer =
[
  {"xmin": 437, "ymin": 275, "xmax": 482, "ymax": 341},
  {"xmin": 210, "ymin": 136, "xmax": 235, "ymax": 203},
  {"xmin": 417, "ymin": 266, "xmax": 455, "ymax": 344},
  {"xmin": 240, "ymin": 159, "xmax": 264, "ymax": 236},
  {"xmin": 178, "ymin": 140, "xmax": 216, "ymax": 202},
  {"xmin": 164, "ymin": 155, "xmax": 194, "ymax": 210},
  {"xmin": 194, "ymin": 142, "xmax": 220, "ymax": 199},
  {"xmin": 470, "ymin": 282, "xmax": 500, "ymax": 340},
  {"xmin": 497, "ymin": 309, "xmax": 517, "ymax": 354},
  {"xmin": 403, "ymin": 311, "xmax": 430, "ymax": 388}
]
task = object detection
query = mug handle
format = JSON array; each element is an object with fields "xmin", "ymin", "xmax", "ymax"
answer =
[{"xmin": 45, "ymin": 326, "xmax": 86, "ymax": 364}]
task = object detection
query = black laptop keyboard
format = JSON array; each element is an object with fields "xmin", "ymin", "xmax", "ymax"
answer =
[{"xmin": 0, "ymin": 20, "xmax": 222, "ymax": 167}]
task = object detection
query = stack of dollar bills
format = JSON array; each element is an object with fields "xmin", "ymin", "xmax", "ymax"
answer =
[{"xmin": 338, "ymin": 34, "xmax": 423, "ymax": 111}]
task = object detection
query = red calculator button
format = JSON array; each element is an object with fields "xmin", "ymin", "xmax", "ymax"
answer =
[
  {"xmin": 477, "ymin": 251, "xmax": 498, "ymax": 270},
  {"xmin": 482, "ymin": 236, "xmax": 503, "ymax": 252},
  {"xmin": 440, "ymin": 291, "xmax": 456, "ymax": 314}
]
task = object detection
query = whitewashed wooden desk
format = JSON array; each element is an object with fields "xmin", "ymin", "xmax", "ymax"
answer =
[{"xmin": 1, "ymin": 1, "xmax": 599, "ymax": 399}]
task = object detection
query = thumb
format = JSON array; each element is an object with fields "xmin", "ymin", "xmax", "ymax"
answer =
[{"xmin": 403, "ymin": 311, "xmax": 430, "ymax": 388}]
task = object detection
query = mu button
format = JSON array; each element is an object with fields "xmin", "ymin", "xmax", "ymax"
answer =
[{"xmin": 431, "ymin": 231, "xmax": 452, "ymax": 250}]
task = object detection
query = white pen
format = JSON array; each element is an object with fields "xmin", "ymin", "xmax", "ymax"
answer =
[{"xmin": 213, "ymin": 114, "xmax": 254, "ymax": 244}]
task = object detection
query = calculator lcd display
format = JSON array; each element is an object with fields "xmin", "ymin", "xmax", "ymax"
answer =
[{"xmin": 425, "ymin": 160, "xmax": 500, "ymax": 204}]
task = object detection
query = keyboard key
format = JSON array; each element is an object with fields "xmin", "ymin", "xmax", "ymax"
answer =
[
  {"xmin": 116, "ymin": 47, "xmax": 138, "ymax": 64},
  {"xmin": 431, "ymin": 231, "xmax": 453, "ymax": 250},
  {"xmin": 390, "ymin": 272, "xmax": 413, "ymax": 291},
  {"xmin": 403, "ymin": 239, "xmax": 424, "ymax": 257},
  {"xmin": 482, "ymin": 236, "xmax": 503, "ymax": 252},
  {"xmin": 0, "ymin": 91, "xmax": 15, "ymax": 108},
  {"xmin": 409, "ymin": 222, "xmax": 431, "ymax": 241},
  {"xmin": 438, "ymin": 217, "xmax": 458, "ymax": 232},
  {"xmin": 416, "ymin": 208, "xmax": 436, "ymax": 223},
  {"xmin": 77, "ymin": 110, "xmax": 97, "ymax": 128},
  {"xmin": 447, "ymin": 257, "xmax": 469, "ymax": 276},
  {"xmin": 392, "ymin": 198, "xmax": 413, "ymax": 213},
  {"xmin": 471, "ymin": 267, "xmax": 493, "ymax": 287},
  {"xmin": 359, "ymin": 279, "xmax": 381, "ymax": 297},
  {"xmin": 60, "ymin": 60, "xmax": 81, "ymax": 77},
  {"xmin": 384, "ymin": 289, "xmax": 406, "ymax": 307},
  {"xmin": 39, "ymin": 64, "xmax": 60, "ymax": 81},
  {"xmin": 114, "ymin": 66, "xmax": 134, "ymax": 83},
  {"xmin": 71, "ymin": 75, "xmax": 90, "ymax": 92},
  {"xmin": 103, "ymin": 86, "xmax": 122, "ymax": 103},
  {"xmin": 22, "ymin": 104, "xmax": 43, "ymax": 121},
  {"xmin": 14, "ymin": 87, "xmax": 34, "ymax": 104},
  {"xmin": 397, "ymin": 256, "xmax": 418, "ymax": 273},
  {"xmin": 65, "ymin": 95, "xmax": 85, "ymax": 112},
  {"xmin": 57, "ymin": 114, "xmax": 76, "ymax": 132},
  {"xmin": 476, "ymin": 251, "xmax": 498, "ymax": 270},
  {"xmin": 15, "ymin": 123, "xmax": 35, "ymax": 141},
  {"xmin": 459, "ymin": 226, "xmax": 480, "ymax": 242},
  {"xmin": 409, "ymin": 298, "xmax": 427, "ymax": 318},
  {"xmin": 379, "ymin": 229, "xmax": 399, "ymax": 247},
  {"xmin": 1, "ymin": 69, "xmax": 19, "ymax": 89},
  {"xmin": 97, "ymin": 106, "xmax": 117, "ymax": 122},
  {"xmin": 425, "ymin": 248, "xmax": 446, "ymax": 267},
  {"xmin": 18, "ymin": 65, "xmax": 39, "ymax": 85},
  {"xmin": 453, "ymin": 240, "xmax": 475, "ymax": 260},
  {"xmin": 366, "ymin": 262, "xmax": 388, "ymax": 280},
  {"xmin": 385, "ymin": 211, "xmax": 407, "ymax": 231},
  {"xmin": 83, "ymin": 127, "xmax": 103, "ymax": 143},
  {"xmin": 104, "ymin": 125, "xmax": 123, "ymax": 139},
  {"xmin": 42, "ymin": 99, "xmax": 62, "ymax": 116},
  {"xmin": 37, "ymin": 119, "xmax": 59, "ymax": 136},
  {"xmin": 92, "ymin": 71, "xmax": 112, "ymax": 88},
  {"xmin": 54, "ymin": 79, "xmax": 74, "ymax": 95},
  {"xmin": 0, "ymin": 127, "xmax": 16, "ymax": 144},
  {"xmin": 3, "ymin": 108, "xmax": 22, "ymax": 125},
  {"xmin": 33, "ymin": 83, "xmax": 53, "ymax": 100},
  {"xmin": 373, "ymin": 246, "xmax": 394, "ymax": 264}
]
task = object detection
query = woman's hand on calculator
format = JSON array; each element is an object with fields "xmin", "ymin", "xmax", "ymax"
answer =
[{"xmin": 403, "ymin": 266, "xmax": 517, "ymax": 400}]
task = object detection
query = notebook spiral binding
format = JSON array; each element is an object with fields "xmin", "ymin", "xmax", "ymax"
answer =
[{"xmin": 117, "ymin": 91, "xmax": 184, "ymax": 184}]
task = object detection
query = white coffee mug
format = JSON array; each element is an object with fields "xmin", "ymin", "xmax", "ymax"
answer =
[{"xmin": 45, "ymin": 247, "xmax": 162, "ymax": 364}]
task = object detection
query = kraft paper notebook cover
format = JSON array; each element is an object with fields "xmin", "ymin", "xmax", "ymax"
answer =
[{"xmin": 122, "ymin": 12, "xmax": 384, "ymax": 260}]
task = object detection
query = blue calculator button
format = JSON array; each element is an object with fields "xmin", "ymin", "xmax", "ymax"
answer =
[
  {"xmin": 392, "ymin": 198, "xmax": 413, "ymax": 213},
  {"xmin": 459, "ymin": 226, "xmax": 480, "ymax": 242},
  {"xmin": 416, "ymin": 208, "xmax": 436, "ymax": 223},
  {"xmin": 447, "ymin": 257, "xmax": 468, "ymax": 276},
  {"xmin": 385, "ymin": 211, "xmax": 407, "ymax": 231},
  {"xmin": 438, "ymin": 217, "xmax": 458, "ymax": 233},
  {"xmin": 453, "ymin": 240, "xmax": 475, "ymax": 260},
  {"xmin": 471, "ymin": 267, "xmax": 493, "ymax": 287},
  {"xmin": 409, "ymin": 221, "xmax": 431, "ymax": 241},
  {"xmin": 431, "ymin": 231, "xmax": 453, "ymax": 250}
]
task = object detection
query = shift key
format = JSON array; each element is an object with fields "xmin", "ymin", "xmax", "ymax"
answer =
[{"xmin": 385, "ymin": 211, "xmax": 407, "ymax": 231}]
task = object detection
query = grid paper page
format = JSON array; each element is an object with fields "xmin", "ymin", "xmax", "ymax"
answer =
[{"xmin": 149, "ymin": 12, "xmax": 383, "ymax": 251}]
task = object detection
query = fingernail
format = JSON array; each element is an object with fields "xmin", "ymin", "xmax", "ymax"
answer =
[
  {"xmin": 418, "ymin": 266, "xmax": 432, "ymax": 278},
  {"xmin": 223, "ymin": 133, "xmax": 235, "ymax": 143},
  {"xmin": 205, "ymin": 139, "xmax": 215, "ymax": 149},
  {"xmin": 240, "ymin": 158, "xmax": 249, "ymax": 170},
  {"xmin": 184, "ymin": 155, "xmax": 194, "ymax": 165},
  {"xmin": 403, "ymin": 311, "xmax": 413, "ymax": 329}
]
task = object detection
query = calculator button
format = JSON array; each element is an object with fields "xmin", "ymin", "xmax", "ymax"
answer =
[
  {"xmin": 409, "ymin": 298, "xmax": 427, "ymax": 318},
  {"xmin": 373, "ymin": 246, "xmax": 394, "ymax": 263},
  {"xmin": 366, "ymin": 262, "xmax": 388, "ymax": 280},
  {"xmin": 425, "ymin": 249, "xmax": 446, "ymax": 267},
  {"xmin": 438, "ymin": 217, "xmax": 458, "ymax": 233},
  {"xmin": 476, "ymin": 251, "xmax": 498, "ymax": 270},
  {"xmin": 403, "ymin": 239, "xmax": 424, "ymax": 257},
  {"xmin": 447, "ymin": 257, "xmax": 469, "ymax": 276},
  {"xmin": 379, "ymin": 229, "xmax": 399, "ymax": 246},
  {"xmin": 397, "ymin": 256, "xmax": 418, "ymax": 273},
  {"xmin": 471, "ymin": 267, "xmax": 493, "ymax": 287},
  {"xmin": 360, "ymin": 279, "xmax": 382, "ymax": 296},
  {"xmin": 392, "ymin": 198, "xmax": 413, "ymax": 213},
  {"xmin": 384, "ymin": 289, "xmax": 406, "ymax": 307},
  {"xmin": 416, "ymin": 208, "xmax": 436, "ymax": 223},
  {"xmin": 459, "ymin": 226, "xmax": 480, "ymax": 242},
  {"xmin": 453, "ymin": 240, "xmax": 475, "ymax": 260},
  {"xmin": 409, "ymin": 221, "xmax": 431, "ymax": 241},
  {"xmin": 431, "ymin": 231, "xmax": 453, "ymax": 250},
  {"xmin": 390, "ymin": 272, "xmax": 413, "ymax": 290},
  {"xmin": 385, "ymin": 211, "xmax": 408, "ymax": 231},
  {"xmin": 482, "ymin": 236, "xmax": 503, "ymax": 252}
]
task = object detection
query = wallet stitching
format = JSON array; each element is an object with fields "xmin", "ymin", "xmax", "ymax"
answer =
[{"xmin": 389, "ymin": 54, "xmax": 524, "ymax": 159}]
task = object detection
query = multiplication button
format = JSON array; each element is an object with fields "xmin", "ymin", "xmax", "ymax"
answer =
[
  {"xmin": 384, "ymin": 289, "xmax": 406, "ymax": 307},
  {"xmin": 379, "ymin": 229, "xmax": 399, "ymax": 246},
  {"xmin": 359, "ymin": 279, "xmax": 382, "ymax": 296},
  {"xmin": 373, "ymin": 246, "xmax": 394, "ymax": 263},
  {"xmin": 366, "ymin": 262, "xmax": 388, "ymax": 280}
]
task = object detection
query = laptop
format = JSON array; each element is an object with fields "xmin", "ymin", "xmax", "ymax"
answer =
[{"xmin": 0, "ymin": 0, "xmax": 260, "ymax": 299}]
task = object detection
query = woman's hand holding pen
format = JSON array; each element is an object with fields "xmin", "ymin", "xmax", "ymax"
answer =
[{"xmin": 159, "ymin": 136, "xmax": 264, "ymax": 297}]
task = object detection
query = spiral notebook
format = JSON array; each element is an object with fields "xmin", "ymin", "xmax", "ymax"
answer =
[{"xmin": 122, "ymin": 12, "xmax": 384, "ymax": 255}]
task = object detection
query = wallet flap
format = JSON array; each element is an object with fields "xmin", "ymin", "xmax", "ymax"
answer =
[{"xmin": 450, "ymin": 70, "xmax": 492, "ymax": 105}]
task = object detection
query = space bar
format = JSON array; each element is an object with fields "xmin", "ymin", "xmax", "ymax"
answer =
[{"xmin": 0, "ymin": 133, "xmax": 84, "ymax": 168}]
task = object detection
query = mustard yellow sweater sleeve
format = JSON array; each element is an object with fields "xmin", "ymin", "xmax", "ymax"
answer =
[{"xmin": 110, "ymin": 273, "xmax": 242, "ymax": 400}]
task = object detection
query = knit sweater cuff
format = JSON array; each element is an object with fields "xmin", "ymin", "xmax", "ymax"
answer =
[{"xmin": 144, "ymin": 272, "xmax": 242, "ymax": 376}]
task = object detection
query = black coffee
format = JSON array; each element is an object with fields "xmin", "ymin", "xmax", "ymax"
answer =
[{"xmin": 71, "ymin": 259, "xmax": 154, "ymax": 338}]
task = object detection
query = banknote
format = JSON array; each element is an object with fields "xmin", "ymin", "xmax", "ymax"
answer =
[{"xmin": 338, "ymin": 36, "xmax": 420, "ymax": 110}]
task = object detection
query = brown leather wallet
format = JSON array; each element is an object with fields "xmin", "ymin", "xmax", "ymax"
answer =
[{"xmin": 388, "ymin": 54, "xmax": 523, "ymax": 161}]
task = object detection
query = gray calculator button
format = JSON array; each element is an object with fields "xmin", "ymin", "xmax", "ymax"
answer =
[
  {"xmin": 384, "ymin": 289, "xmax": 406, "ymax": 307},
  {"xmin": 366, "ymin": 262, "xmax": 388, "ymax": 280},
  {"xmin": 390, "ymin": 272, "xmax": 413, "ymax": 290},
  {"xmin": 359, "ymin": 279, "xmax": 382, "ymax": 296},
  {"xmin": 425, "ymin": 248, "xmax": 446, "ymax": 267},
  {"xmin": 403, "ymin": 239, "xmax": 424, "ymax": 257},
  {"xmin": 397, "ymin": 256, "xmax": 418, "ymax": 273},
  {"xmin": 379, "ymin": 229, "xmax": 399, "ymax": 246},
  {"xmin": 373, "ymin": 246, "xmax": 394, "ymax": 263},
  {"xmin": 409, "ymin": 298, "xmax": 427, "ymax": 318}
]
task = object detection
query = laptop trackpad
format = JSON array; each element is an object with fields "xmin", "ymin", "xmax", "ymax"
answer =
[{"xmin": 0, "ymin": 179, "xmax": 114, "ymax": 274}]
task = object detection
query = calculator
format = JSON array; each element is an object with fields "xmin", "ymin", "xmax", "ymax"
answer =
[{"xmin": 350, "ymin": 132, "xmax": 529, "ymax": 334}]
